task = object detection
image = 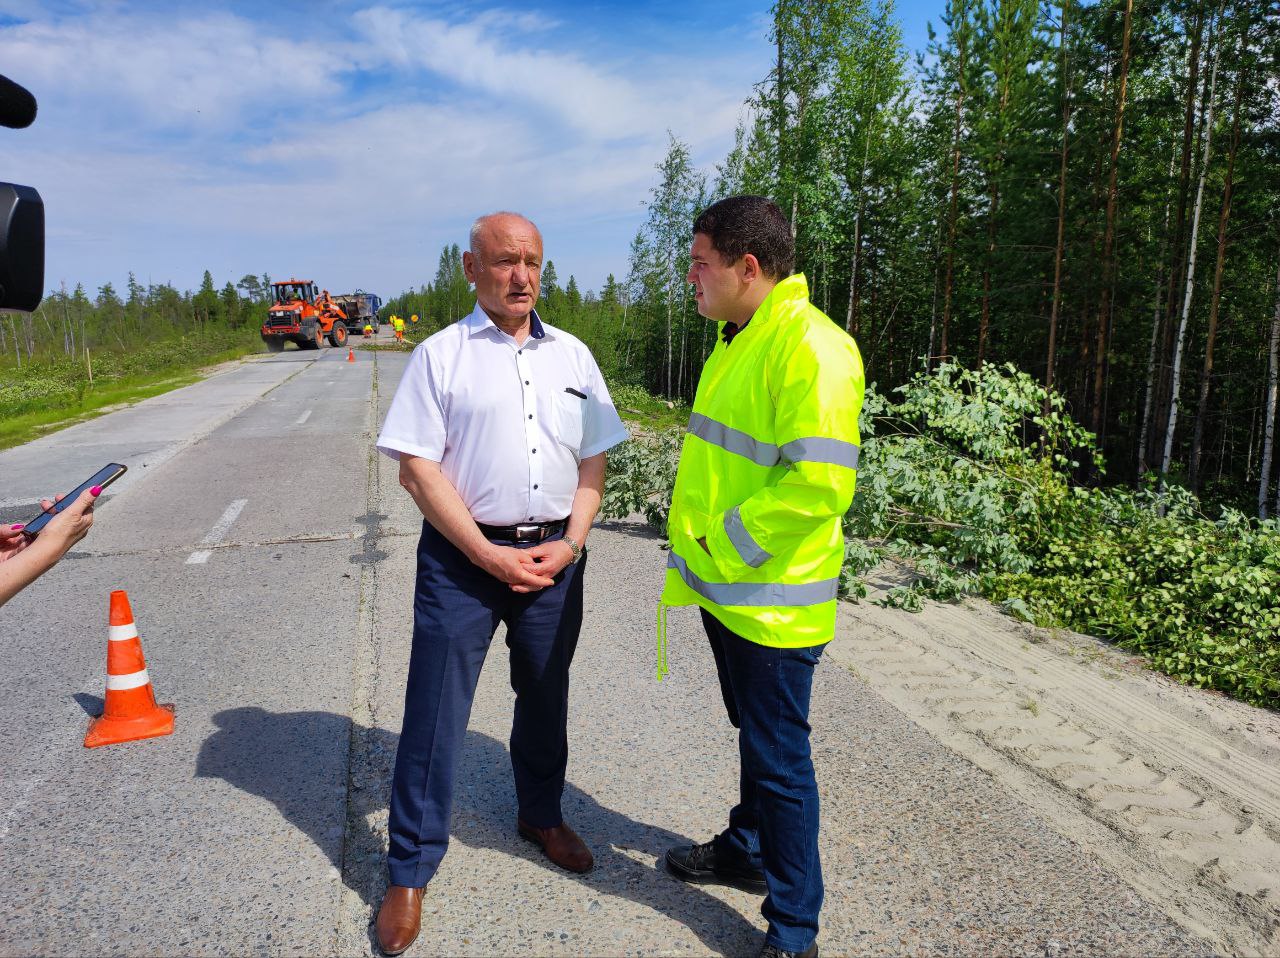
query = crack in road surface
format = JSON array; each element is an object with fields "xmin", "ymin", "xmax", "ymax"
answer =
[
  {"xmin": 338, "ymin": 351, "xmax": 396, "ymax": 954},
  {"xmin": 62, "ymin": 530, "xmax": 422, "ymax": 562}
]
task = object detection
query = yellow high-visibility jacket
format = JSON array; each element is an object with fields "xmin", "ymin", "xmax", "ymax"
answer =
[{"xmin": 659, "ymin": 274, "xmax": 864, "ymax": 661}]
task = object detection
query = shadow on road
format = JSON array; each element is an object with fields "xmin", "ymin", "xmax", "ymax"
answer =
[
  {"xmin": 72, "ymin": 692, "xmax": 104, "ymax": 716},
  {"xmin": 195, "ymin": 707, "xmax": 369, "ymax": 890},
  {"xmin": 197, "ymin": 706, "xmax": 759, "ymax": 955}
]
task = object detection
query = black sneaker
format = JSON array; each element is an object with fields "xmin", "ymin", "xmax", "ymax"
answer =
[
  {"xmin": 665, "ymin": 840, "xmax": 767, "ymax": 894},
  {"xmin": 759, "ymin": 942, "xmax": 817, "ymax": 958}
]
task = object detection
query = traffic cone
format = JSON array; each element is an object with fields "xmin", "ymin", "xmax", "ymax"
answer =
[
  {"xmin": 347, "ymin": 347, "xmax": 355, "ymax": 363},
  {"xmin": 84, "ymin": 590, "xmax": 175, "ymax": 748}
]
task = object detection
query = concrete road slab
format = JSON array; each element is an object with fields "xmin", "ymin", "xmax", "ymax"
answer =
[
  {"xmin": 85, "ymin": 359, "xmax": 375, "ymax": 556},
  {"xmin": 365, "ymin": 353, "xmax": 423, "ymax": 539},
  {"xmin": 0, "ymin": 540, "xmax": 360, "ymax": 957},
  {"xmin": 0, "ymin": 353, "xmax": 315, "ymax": 522}
]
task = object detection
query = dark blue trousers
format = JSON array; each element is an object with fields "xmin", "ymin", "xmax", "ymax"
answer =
[
  {"xmin": 387, "ymin": 520, "xmax": 585, "ymax": 888},
  {"xmin": 701, "ymin": 608, "xmax": 827, "ymax": 953}
]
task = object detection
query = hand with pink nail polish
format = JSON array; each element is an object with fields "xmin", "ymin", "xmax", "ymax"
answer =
[
  {"xmin": 39, "ymin": 487, "xmax": 98, "ymax": 554},
  {"xmin": 0, "ymin": 522, "xmax": 31, "ymax": 562}
]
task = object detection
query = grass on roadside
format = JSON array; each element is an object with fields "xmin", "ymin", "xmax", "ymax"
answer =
[
  {"xmin": 0, "ymin": 340, "xmax": 262, "ymax": 452},
  {"xmin": 361, "ymin": 341, "xmax": 415, "ymax": 352}
]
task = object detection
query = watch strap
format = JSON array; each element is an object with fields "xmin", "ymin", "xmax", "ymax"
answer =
[{"xmin": 563, "ymin": 534, "xmax": 582, "ymax": 563}]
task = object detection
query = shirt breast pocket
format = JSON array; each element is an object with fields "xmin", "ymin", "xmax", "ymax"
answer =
[{"xmin": 554, "ymin": 390, "xmax": 585, "ymax": 455}]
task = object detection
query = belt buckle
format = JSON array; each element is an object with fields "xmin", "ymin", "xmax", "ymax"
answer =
[{"xmin": 515, "ymin": 523, "xmax": 541, "ymax": 543}]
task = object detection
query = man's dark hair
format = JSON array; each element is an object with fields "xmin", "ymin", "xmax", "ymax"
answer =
[{"xmin": 692, "ymin": 195, "xmax": 794, "ymax": 280}]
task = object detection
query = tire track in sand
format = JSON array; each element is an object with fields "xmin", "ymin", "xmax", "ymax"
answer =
[{"xmin": 827, "ymin": 571, "xmax": 1280, "ymax": 956}]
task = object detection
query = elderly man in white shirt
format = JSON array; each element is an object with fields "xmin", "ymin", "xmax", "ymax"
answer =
[{"xmin": 372, "ymin": 211, "xmax": 628, "ymax": 956}]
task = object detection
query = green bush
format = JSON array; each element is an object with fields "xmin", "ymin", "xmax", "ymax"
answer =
[
  {"xmin": 601, "ymin": 429, "xmax": 683, "ymax": 530},
  {"xmin": 602, "ymin": 363, "xmax": 1280, "ymax": 708},
  {"xmin": 610, "ymin": 384, "xmax": 658, "ymax": 411}
]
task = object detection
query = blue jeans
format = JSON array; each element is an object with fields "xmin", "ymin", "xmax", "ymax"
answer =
[
  {"xmin": 702, "ymin": 608, "xmax": 827, "ymax": 953},
  {"xmin": 386, "ymin": 520, "xmax": 585, "ymax": 888}
]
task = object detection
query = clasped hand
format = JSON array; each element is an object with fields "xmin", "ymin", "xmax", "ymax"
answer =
[{"xmin": 478, "ymin": 540, "xmax": 575, "ymax": 593}]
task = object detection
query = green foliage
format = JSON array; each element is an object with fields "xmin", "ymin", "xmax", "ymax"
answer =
[
  {"xmin": 0, "ymin": 269, "xmax": 270, "ymax": 379},
  {"xmin": 987, "ymin": 489, "xmax": 1280, "ymax": 706},
  {"xmin": 603, "ymin": 363, "xmax": 1280, "ymax": 708},
  {"xmin": 609, "ymin": 384, "xmax": 691, "ymax": 430},
  {"xmin": 0, "ymin": 268, "xmax": 267, "ymax": 449},
  {"xmin": 854, "ymin": 362, "xmax": 1279, "ymax": 706},
  {"xmin": 382, "ymin": 243, "xmax": 473, "ymax": 341},
  {"xmin": 846, "ymin": 361, "xmax": 1098, "ymax": 580},
  {"xmin": 593, "ymin": 0, "xmax": 1280, "ymax": 512},
  {"xmin": 600, "ymin": 428, "xmax": 683, "ymax": 531},
  {"xmin": 0, "ymin": 328, "xmax": 257, "ymax": 421},
  {"xmin": 624, "ymin": 135, "xmax": 710, "ymax": 401},
  {"xmin": 0, "ymin": 266, "xmax": 263, "ymax": 447}
]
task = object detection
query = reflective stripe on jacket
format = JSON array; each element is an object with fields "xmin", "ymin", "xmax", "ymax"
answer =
[{"xmin": 659, "ymin": 274, "xmax": 865, "ymax": 652}]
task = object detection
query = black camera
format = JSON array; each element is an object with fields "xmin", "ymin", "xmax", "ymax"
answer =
[{"xmin": 1, "ymin": 73, "xmax": 45, "ymax": 312}]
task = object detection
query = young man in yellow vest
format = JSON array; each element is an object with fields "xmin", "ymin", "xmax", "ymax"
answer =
[{"xmin": 661, "ymin": 196, "xmax": 865, "ymax": 958}]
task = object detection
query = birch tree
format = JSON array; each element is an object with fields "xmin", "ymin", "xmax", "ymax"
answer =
[
  {"xmin": 1159, "ymin": 8, "xmax": 1222, "ymax": 501},
  {"xmin": 1262, "ymin": 260, "xmax": 1280, "ymax": 518}
]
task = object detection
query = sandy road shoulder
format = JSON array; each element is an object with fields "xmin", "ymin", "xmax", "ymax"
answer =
[{"xmin": 828, "ymin": 565, "xmax": 1280, "ymax": 956}]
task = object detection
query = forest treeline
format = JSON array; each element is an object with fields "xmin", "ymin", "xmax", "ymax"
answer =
[
  {"xmin": 16, "ymin": 0, "xmax": 1277, "ymax": 518},
  {"xmin": 0, "ymin": 271, "xmax": 268, "ymax": 431},
  {"xmin": 1, "ymin": 270, "xmax": 269, "ymax": 364},
  {"xmin": 404, "ymin": 0, "xmax": 1279, "ymax": 517},
  {"xmin": 384, "ymin": 244, "xmax": 631, "ymax": 384}
]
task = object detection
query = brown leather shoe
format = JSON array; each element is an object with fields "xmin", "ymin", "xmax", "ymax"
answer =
[
  {"xmin": 375, "ymin": 885, "xmax": 424, "ymax": 956},
  {"xmin": 517, "ymin": 818, "xmax": 594, "ymax": 873}
]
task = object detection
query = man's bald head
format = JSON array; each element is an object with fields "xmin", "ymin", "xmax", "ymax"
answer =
[
  {"xmin": 463, "ymin": 212, "xmax": 544, "ymax": 329},
  {"xmin": 469, "ymin": 212, "xmax": 540, "ymax": 258}
]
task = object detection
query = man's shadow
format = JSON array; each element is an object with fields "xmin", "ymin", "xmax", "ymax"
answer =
[{"xmin": 196, "ymin": 706, "xmax": 760, "ymax": 955}]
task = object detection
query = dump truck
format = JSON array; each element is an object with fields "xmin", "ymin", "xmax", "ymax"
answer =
[
  {"xmin": 260, "ymin": 280, "xmax": 381, "ymax": 351},
  {"xmin": 330, "ymin": 290, "xmax": 382, "ymax": 334}
]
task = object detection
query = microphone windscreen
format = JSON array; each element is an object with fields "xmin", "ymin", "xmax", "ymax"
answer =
[{"xmin": 0, "ymin": 74, "xmax": 37, "ymax": 129}]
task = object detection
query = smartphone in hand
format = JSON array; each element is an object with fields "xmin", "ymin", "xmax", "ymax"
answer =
[{"xmin": 21, "ymin": 463, "xmax": 127, "ymax": 538}]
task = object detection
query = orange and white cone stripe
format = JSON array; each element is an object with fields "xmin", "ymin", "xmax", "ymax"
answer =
[
  {"xmin": 84, "ymin": 590, "xmax": 175, "ymax": 748},
  {"xmin": 107, "ymin": 616, "xmax": 150, "ymax": 692}
]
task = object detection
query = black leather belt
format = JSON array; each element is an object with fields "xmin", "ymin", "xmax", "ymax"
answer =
[{"xmin": 475, "ymin": 519, "xmax": 566, "ymax": 543}]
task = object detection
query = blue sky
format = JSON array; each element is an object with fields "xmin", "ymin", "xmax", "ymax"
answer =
[{"xmin": 1, "ymin": 0, "xmax": 945, "ymax": 304}]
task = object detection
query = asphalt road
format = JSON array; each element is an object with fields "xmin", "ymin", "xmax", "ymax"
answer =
[{"xmin": 0, "ymin": 342, "xmax": 1209, "ymax": 957}]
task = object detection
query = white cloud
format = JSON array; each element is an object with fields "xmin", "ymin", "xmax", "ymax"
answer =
[
  {"xmin": 23, "ymin": 98, "xmax": 667, "ymax": 243},
  {"xmin": 0, "ymin": 11, "xmax": 344, "ymax": 132},
  {"xmin": 349, "ymin": 6, "xmax": 743, "ymax": 143},
  {"xmin": 1, "ymin": 2, "xmax": 767, "ymax": 298}
]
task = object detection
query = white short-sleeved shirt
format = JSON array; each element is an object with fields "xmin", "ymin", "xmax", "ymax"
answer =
[{"xmin": 376, "ymin": 304, "xmax": 629, "ymax": 525}]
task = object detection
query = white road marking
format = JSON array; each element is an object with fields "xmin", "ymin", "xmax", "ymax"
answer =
[
  {"xmin": 201, "ymin": 498, "xmax": 248, "ymax": 545},
  {"xmin": 295, "ymin": 409, "xmax": 312, "ymax": 425},
  {"xmin": 0, "ymin": 777, "xmax": 39, "ymax": 841},
  {"xmin": 185, "ymin": 498, "xmax": 248, "ymax": 565}
]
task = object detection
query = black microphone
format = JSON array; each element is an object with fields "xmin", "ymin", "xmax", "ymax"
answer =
[{"xmin": 0, "ymin": 74, "xmax": 37, "ymax": 129}]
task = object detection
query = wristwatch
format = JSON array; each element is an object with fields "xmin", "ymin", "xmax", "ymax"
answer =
[{"xmin": 563, "ymin": 534, "xmax": 583, "ymax": 564}]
